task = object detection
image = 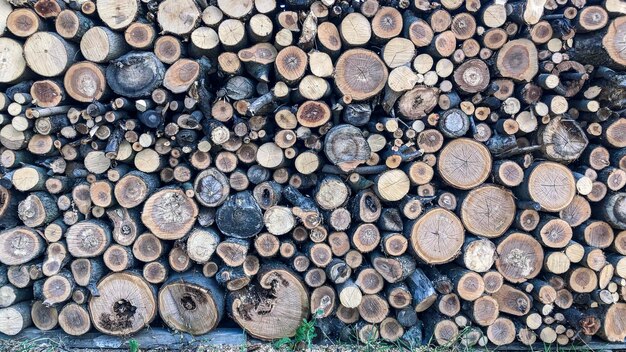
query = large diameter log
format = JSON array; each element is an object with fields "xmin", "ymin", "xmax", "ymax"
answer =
[
  {"xmin": 334, "ymin": 48, "xmax": 388, "ymax": 101},
  {"xmin": 596, "ymin": 303, "xmax": 626, "ymax": 342},
  {"xmin": 324, "ymin": 124, "xmax": 371, "ymax": 172},
  {"xmin": 24, "ymin": 32, "xmax": 77, "ymax": 77},
  {"xmin": 407, "ymin": 208, "xmax": 464, "ymax": 264},
  {"xmin": 0, "ymin": 38, "xmax": 28, "ymax": 84},
  {"xmin": 228, "ymin": 264, "xmax": 309, "ymax": 341},
  {"xmin": 491, "ymin": 284, "xmax": 531, "ymax": 316},
  {"xmin": 0, "ymin": 227, "xmax": 45, "ymax": 265},
  {"xmin": 496, "ymin": 39, "xmax": 538, "ymax": 81},
  {"xmin": 141, "ymin": 188, "xmax": 198, "ymax": 240},
  {"xmin": 64, "ymin": 62, "xmax": 108, "ymax": 102},
  {"xmin": 157, "ymin": 0, "xmax": 201, "ymax": 36},
  {"xmin": 538, "ymin": 116, "xmax": 588, "ymax": 163},
  {"xmin": 89, "ymin": 272, "xmax": 156, "ymax": 336},
  {"xmin": 0, "ymin": 301, "xmax": 31, "ymax": 335},
  {"xmin": 106, "ymin": 52, "xmax": 165, "ymax": 98},
  {"xmin": 495, "ymin": 232, "xmax": 544, "ymax": 283},
  {"xmin": 437, "ymin": 138, "xmax": 492, "ymax": 190},
  {"xmin": 80, "ymin": 27, "xmax": 128, "ymax": 63},
  {"xmin": 460, "ymin": 185, "xmax": 516, "ymax": 238},
  {"xmin": 158, "ymin": 272, "xmax": 224, "ymax": 335},
  {"xmin": 114, "ymin": 171, "xmax": 159, "ymax": 208},
  {"xmin": 66, "ymin": 220, "xmax": 111, "ymax": 258},
  {"xmin": 216, "ymin": 191, "xmax": 263, "ymax": 238},
  {"xmin": 517, "ymin": 162, "xmax": 576, "ymax": 212}
]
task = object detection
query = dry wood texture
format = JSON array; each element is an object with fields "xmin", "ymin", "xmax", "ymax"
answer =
[{"xmin": 0, "ymin": 0, "xmax": 624, "ymax": 348}]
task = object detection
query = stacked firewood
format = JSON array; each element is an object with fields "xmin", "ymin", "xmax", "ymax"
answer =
[{"xmin": 0, "ymin": 0, "xmax": 625, "ymax": 348}]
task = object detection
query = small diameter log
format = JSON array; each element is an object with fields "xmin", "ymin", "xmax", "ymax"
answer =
[
  {"xmin": 228, "ymin": 264, "xmax": 309, "ymax": 341},
  {"xmin": 158, "ymin": 272, "xmax": 224, "ymax": 335}
]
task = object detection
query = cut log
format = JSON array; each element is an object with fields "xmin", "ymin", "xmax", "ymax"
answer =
[
  {"xmin": 141, "ymin": 188, "xmax": 198, "ymax": 240},
  {"xmin": 407, "ymin": 208, "xmax": 464, "ymax": 264},
  {"xmin": 0, "ymin": 227, "xmax": 45, "ymax": 265},
  {"xmin": 106, "ymin": 52, "xmax": 165, "ymax": 98},
  {"xmin": 495, "ymin": 232, "xmax": 544, "ymax": 283},
  {"xmin": 437, "ymin": 138, "xmax": 491, "ymax": 190},
  {"xmin": 89, "ymin": 272, "xmax": 156, "ymax": 335},
  {"xmin": 334, "ymin": 49, "xmax": 388, "ymax": 101},
  {"xmin": 460, "ymin": 185, "xmax": 515, "ymax": 238},
  {"xmin": 158, "ymin": 272, "xmax": 224, "ymax": 335},
  {"xmin": 228, "ymin": 264, "xmax": 309, "ymax": 341}
]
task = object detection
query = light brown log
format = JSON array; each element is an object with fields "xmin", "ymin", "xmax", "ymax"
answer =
[{"xmin": 407, "ymin": 208, "xmax": 464, "ymax": 264}]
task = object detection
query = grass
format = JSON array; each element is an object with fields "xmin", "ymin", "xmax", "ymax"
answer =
[
  {"xmin": 272, "ymin": 309, "xmax": 322, "ymax": 350},
  {"xmin": 128, "ymin": 339, "xmax": 140, "ymax": 352},
  {"xmin": 0, "ymin": 337, "xmax": 63, "ymax": 352}
]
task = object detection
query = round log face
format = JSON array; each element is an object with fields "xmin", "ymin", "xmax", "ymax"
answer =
[
  {"xmin": 334, "ymin": 49, "xmax": 388, "ymax": 101},
  {"xmin": 158, "ymin": 281, "xmax": 222, "ymax": 335},
  {"xmin": 461, "ymin": 185, "xmax": 516, "ymax": 238},
  {"xmin": 0, "ymin": 227, "xmax": 42, "ymax": 265},
  {"xmin": 229, "ymin": 267, "xmax": 309, "ymax": 341},
  {"xmin": 409, "ymin": 208, "xmax": 464, "ymax": 264},
  {"xmin": 528, "ymin": 162, "xmax": 576, "ymax": 212},
  {"xmin": 141, "ymin": 188, "xmax": 198, "ymax": 240},
  {"xmin": 603, "ymin": 17, "xmax": 626, "ymax": 68},
  {"xmin": 0, "ymin": 38, "xmax": 26, "ymax": 84},
  {"xmin": 24, "ymin": 32, "xmax": 70, "ymax": 77},
  {"xmin": 437, "ymin": 138, "xmax": 491, "ymax": 190},
  {"xmin": 495, "ymin": 232, "xmax": 544, "ymax": 283},
  {"xmin": 64, "ymin": 62, "xmax": 107, "ymax": 102},
  {"xmin": 89, "ymin": 272, "xmax": 156, "ymax": 335}
]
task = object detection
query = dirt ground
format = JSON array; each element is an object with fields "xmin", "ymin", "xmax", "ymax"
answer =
[{"xmin": 0, "ymin": 339, "xmax": 415, "ymax": 352}]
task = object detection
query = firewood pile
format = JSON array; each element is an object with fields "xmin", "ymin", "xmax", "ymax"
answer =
[{"xmin": 0, "ymin": 0, "xmax": 625, "ymax": 348}]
